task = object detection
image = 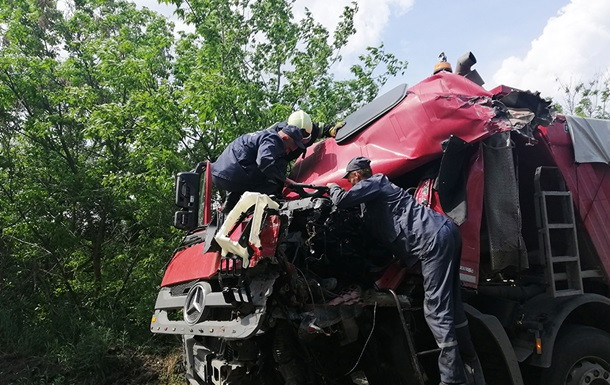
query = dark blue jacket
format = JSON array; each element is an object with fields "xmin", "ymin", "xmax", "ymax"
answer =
[
  {"xmin": 329, "ymin": 174, "xmax": 448, "ymax": 258},
  {"xmin": 211, "ymin": 128, "xmax": 288, "ymax": 192}
]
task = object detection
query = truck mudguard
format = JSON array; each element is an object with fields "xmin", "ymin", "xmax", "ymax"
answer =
[
  {"xmin": 522, "ymin": 293, "xmax": 610, "ymax": 367},
  {"xmin": 465, "ymin": 304, "xmax": 524, "ymax": 385}
]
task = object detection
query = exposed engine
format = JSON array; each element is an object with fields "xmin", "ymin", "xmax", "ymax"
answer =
[{"xmin": 151, "ymin": 189, "xmax": 420, "ymax": 385}]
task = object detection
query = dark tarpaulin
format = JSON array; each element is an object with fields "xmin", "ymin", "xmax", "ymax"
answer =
[{"xmin": 566, "ymin": 115, "xmax": 610, "ymax": 164}]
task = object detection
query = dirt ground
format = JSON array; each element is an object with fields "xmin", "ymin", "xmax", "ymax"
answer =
[{"xmin": 0, "ymin": 350, "xmax": 372, "ymax": 385}]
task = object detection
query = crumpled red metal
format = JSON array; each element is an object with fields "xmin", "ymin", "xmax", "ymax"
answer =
[{"xmin": 290, "ymin": 72, "xmax": 511, "ymax": 188}]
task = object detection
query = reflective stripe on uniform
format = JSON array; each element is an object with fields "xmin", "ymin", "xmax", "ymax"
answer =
[{"xmin": 438, "ymin": 340, "xmax": 458, "ymax": 348}]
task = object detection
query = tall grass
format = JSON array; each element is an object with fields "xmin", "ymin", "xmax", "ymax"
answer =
[{"xmin": 0, "ymin": 293, "xmax": 184, "ymax": 385}]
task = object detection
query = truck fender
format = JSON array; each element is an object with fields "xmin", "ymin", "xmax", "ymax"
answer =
[
  {"xmin": 464, "ymin": 304, "xmax": 524, "ymax": 385},
  {"xmin": 522, "ymin": 293, "xmax": 610, "ymax": 367}
]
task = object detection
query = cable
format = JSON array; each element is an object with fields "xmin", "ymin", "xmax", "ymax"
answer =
[
  {"xmin": 296, "ymin": 267, "xmax": 316, "ymax": 307},
  {"xmin": 343, "ymin": 302, "xmax": 378, "ymax": 376}
]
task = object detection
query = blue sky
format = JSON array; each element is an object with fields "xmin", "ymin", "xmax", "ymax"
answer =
[
  {"xmin": 292, "ymin": 0, "xmax": 610, "ymax": 103},
  {"xmin": 380, "ymin": 0, "xmax": 568, "ymax": 86}
]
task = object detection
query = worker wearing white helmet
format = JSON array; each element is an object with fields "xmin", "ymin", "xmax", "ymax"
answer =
[
  {"xmin": 280, "ymin": 110, "xmax": 346, "ymax": 160},
  {"xmin": 287, "ymin": 110, "xmax": 313, "ymax": 144},
  {"xmin": 211, "ymin": 110, "xmax": 317, "ymax": 212},
  {"xmin": 270, "ymin": 110, "xmax": 315, "ymax": 161}
]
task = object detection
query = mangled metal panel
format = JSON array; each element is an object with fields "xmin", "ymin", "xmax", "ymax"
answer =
[
  {"xmin": 290, "ymin": 72, "xmax": 512, "ymax": 188},
  {"xmin": 494, "ymin": 88, "xmax": 554, "ymax": 140},
  {"xmin": 289, "ymin": 73, "xmax": 555, "ymax": 286}
]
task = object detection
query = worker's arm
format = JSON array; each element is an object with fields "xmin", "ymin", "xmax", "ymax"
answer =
[
  {"xmin": 256, "ymin": 135, "xmax": 287, "ymax": 183},
  {"xmin": 328, "ymin": 178, "xmax": 380, "ymax": 208}
]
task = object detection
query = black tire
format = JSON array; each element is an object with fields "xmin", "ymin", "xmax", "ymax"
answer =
[{"xmin": 541, "ymin": 325, "xmax": 610, "ymax": 385}]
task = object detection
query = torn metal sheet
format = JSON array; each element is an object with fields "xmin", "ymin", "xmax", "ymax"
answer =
[
  {"xmin": 493, "ymin": 88, "xmax": 554, "ymax": 141},
  {"xmin": 506, "ymin": 108, "xmax": 535, "ymax": 131},
  {"xmin": 290, "ymin": 72, "xmax": 512, "ymax": 188}
]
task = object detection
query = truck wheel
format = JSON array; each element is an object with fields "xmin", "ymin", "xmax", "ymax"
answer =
[{"xmin": 541, "ymin": 325, "xmax": 610, "ymax": 385}]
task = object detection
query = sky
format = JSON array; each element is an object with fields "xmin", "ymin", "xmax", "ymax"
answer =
[{"xmin": 139, "ymin": 0, "xmax": 610, "ymax": 105}]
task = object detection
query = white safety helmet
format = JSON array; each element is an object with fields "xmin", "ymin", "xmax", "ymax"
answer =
[{"xmin": 287, "ymin": 110, "xmax": 313, "ymax": 143}]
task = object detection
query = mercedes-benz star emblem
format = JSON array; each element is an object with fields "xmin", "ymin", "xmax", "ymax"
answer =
[{"xmin": 184, "ymin": 283, "xmax": 208, "ymax": 325}]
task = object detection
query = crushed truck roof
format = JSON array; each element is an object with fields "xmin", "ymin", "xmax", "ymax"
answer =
[{"xmin": 290, "ymin": 71, "xmax": 551, "ymax": 188}]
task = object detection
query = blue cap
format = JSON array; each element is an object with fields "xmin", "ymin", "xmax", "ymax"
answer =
[
  {"xmin": 342, "ymin": 156, "xmax": 371, "ymax": 178},
  {"xmin": 281, "ymin": 125, "xmax": 305, "ymax": 149}
]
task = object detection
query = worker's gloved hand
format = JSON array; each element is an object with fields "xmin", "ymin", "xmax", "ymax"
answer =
[
  {"xmin": 326, "ymin": 182, "xmax": 339, "ymax": 189},
  {"xmin": 320, "ymin": 121, "xmax": 345, "ymax": 138},
  {"xmin": 285, "ymin": 178, "xmax": 296, "ymax": 186},
  {"xmin": 329, "ymin": 121, "xmax": 345, "ymax": 137}
]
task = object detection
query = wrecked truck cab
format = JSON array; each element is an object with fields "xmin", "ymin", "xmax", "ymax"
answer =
[
  {"xmin": 152, "ymin": 71, "xmax": 610, "ymax": 385},
  {"xmin": 291, "ymin": 71, "xmax": 554, "ymax": 287}
]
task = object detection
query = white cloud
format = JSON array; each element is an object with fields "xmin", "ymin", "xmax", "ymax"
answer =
[
  {"xmin": 492, "ymin": 0, "xmax": 610, "ymax": 103},
  {"xmin": 293, "ymin": 0, "xmax": 414, "ymax": 75}
]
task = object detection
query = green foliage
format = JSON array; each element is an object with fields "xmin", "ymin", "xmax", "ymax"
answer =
[
  {"xmin": 0, "ymin": 0, "xmax": 184, "ymax": 381},
  {"xmin": 0, "ymin": 0, "xmax": 407, "ymax": 382},
  {"xmin": 166, "ymin": 0, "xmax": 407, "ymax": 161},
  {"xmin": 557, "ymin": 75, "xmax": 610, "ymax": 119}
]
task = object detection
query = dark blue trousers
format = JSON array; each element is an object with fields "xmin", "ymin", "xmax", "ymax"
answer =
[{"xmin": 421, "ymin": 221, "xmax": 478, "ymax": 385}]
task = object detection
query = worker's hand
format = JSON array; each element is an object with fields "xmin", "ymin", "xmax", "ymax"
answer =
[
  {"xmin": 326, "ymin": 182, "xmax": 339, "ymax": 189},
  {"xmin": 285, "ymin": 178, "xmax": 296, "ymax": 186},
  {"xmin": 328, "ymin": 121, "xmax": 345, "ymax": 137},
  {"xmin": 321, "ymin": 121, "xmax": 345, "ymax": 138}
]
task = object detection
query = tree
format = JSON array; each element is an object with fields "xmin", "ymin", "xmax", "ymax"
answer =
[
  {"xmin": 556, "ymin": 75, "xmax": 610, "ymax": 119},
  {"xmin": 0, "ymin": 0, "xmax": 183, "ymax": 377},
  {"xmin": 165, "ymin": 0, "xmax": 408, "ymax": 162},
  {"xmin": 0, "ymin": 0, "xmax": 408, "ymax": 381}
]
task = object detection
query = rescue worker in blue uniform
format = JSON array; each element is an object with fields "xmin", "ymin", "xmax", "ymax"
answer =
[
  {"xmin": 270, "ymin": 110, "xmax": 315, "ymax": 162},
  {"xmin": 327, "ymin": 156, "xmax": 485, "ymax": 385},
  {"xmin": 211, "ymin": 120, "xmax": 307, "ymax": 212}
]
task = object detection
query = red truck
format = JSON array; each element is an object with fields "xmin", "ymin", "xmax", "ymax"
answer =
[{"xmin": 151, "ymin": 70, "xmax": 610, "ymax": 385}]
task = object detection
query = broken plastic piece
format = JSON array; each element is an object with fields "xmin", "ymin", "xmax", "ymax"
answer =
[{"xmin": 214, "ymin": 192, "xmax": 279, "ymax": 262}]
